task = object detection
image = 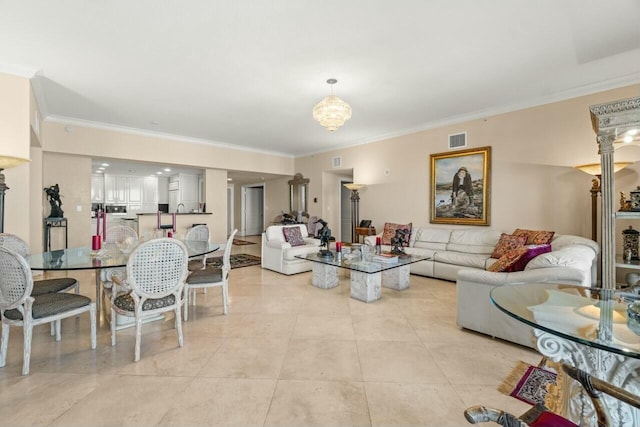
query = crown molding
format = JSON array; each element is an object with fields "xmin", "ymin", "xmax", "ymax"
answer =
[{"xmin": 0, "ymin": 63, "xmax": 40, "ymax": 79}]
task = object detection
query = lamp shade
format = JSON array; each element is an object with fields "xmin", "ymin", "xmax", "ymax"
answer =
[
  {"xmin": 575, "ymin": 162, "xmax": 631, "ymax": 176},
  {"xmin": 0, "ymin": 155, "xmax": 30, "ymax": 169},
  {"xmin": 343, "ymin": 183, "xmax": 365, "ymax": 191}
]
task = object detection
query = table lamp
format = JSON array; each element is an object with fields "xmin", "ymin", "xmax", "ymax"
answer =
[{"xmin": 0, "ymin": 155, "xmax": 30, "ymax": 233}]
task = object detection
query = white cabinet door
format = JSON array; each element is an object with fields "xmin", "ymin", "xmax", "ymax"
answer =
[
  {"xmin": 105, "ymin": 175, "xmax": 117, "ymax": 204},
  {"xmin": 115, "ymin": 176, "xmax": 128, "ymax": 203},
  {"xmin": 128, "ymin": 177, "xmax": 143, "ymax": 203},
  {"xmin": 91, "ymin": 175, "xmax": 104, "ymax": 203},
  {"xmin": 143, "ymin": 176, "xmax": 158, "ymax": 203},
  {"xmin": 180, "ymin": 174, "xmax": 198, "ymax": 211},
  {"xmin": 158, "ymin": 177, "xmax": 169, "ymax": 204}
]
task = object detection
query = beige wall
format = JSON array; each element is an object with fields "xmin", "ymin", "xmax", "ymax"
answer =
[
  {"xmin": 293, "ymin": 85, "xmax": 640, "ymax": 240},
  {"xmin": 0, "ymin": 72, "xmax": 31, "ymax": 240},
  {"xmin": 42, "ymin": 121, "xmax": 294, "ymax": 175},
  {"xmin": 29, "ymin": 146, "xmax": 43, "ymax": 251},
  {"xmin": 263, "ymin": 176, "xmax": 291, "ymax": 226},
  {"xmin": 204, "ymin": 168, "xmax": 228, "ymax": 243},
  {"xmin": 42, "ymin": 153, "xmax": 92, "ymax": 248}
]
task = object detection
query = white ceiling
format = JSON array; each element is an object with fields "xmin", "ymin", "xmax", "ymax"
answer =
[{"xmin": 2, "ymin": 1, "xmax": 640, "ymax": 159}]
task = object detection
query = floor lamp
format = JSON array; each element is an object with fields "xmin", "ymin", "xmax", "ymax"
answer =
[
  {"xmin": 0, "ymin": 155, "xmax": 31, "ymax": 233},
  {"xmin": 343, "ymin": 183, "xmax": 365, "ymax": 243},
  {"xmin": 575, "ymin": 162, "xmax": 631, "ymax": 242}
]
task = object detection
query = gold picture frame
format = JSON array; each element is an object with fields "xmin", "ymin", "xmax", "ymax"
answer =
[{"xmin": 430, "ymin": 146, "xmax": 491, "ymax": 226}]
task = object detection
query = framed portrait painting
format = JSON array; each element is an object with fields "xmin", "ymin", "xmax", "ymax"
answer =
[{"xmin": 430, "ymin": 146, "xmax": 491, "ymax": 226}]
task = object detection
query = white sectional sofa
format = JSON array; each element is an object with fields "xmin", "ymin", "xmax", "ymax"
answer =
[
  {"xmin": 261, "ymin": 224, "xmax": 321, "ymax": 275},
  {"xmin": 365, "ymin": 225, "xmax": 599, "ymax": 348}
]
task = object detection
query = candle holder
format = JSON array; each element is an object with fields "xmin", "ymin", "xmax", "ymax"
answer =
[{"xmin": 91, "ymin": 235, "xmax": 101, "ymax": 251}]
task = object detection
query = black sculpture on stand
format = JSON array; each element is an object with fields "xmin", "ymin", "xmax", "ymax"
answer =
[
  {"xmin": 390, "ymin": 229, "xmax": 410, "ymax": 255},
  {"xmin": 317, "ymin": 219, "xmax": 333, "ymax": 258},
  {"xmin": 44, "ymin": 184, "xmax": 64, "ymax": 218}
]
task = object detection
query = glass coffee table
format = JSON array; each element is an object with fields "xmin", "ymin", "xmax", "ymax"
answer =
[{"xmin": 296, "ymin": 252, "xmax": 430, "ymax": 302}]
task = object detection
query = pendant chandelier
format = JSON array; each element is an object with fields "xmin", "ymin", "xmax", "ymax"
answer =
[{"xmin": 313, "ymin": 78, "xmax": 352, "ymax": 132}]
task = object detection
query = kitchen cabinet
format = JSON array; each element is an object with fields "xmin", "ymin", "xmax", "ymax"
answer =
[
  {"xmin": 104, "ymin": 175, "xmax": 117, "ymax": 204},
  {"xmin": 91, "ymin": 175, "xmax": 104, "ymax": 203},
  {"xmin": 168, "ymin": 173, "xmax": 199, "ymax": 212},
  {"xmin": 181, "ymin": 174, "xmax": 198, "ymax": 209},
  {"xmin": 106, "ymin": 175, "xmax": 128, "ymax": 204},
  {"xmin": 128, "ymin": 177, "xmax": 143, "ymax": 203},
  {"xmin": 158, "ymin": 177, "xmax": 169, "ymax": 204},
  {"xmin": 115, "ymin": 176, "xmax": 127, "ymax": 203},
  {"xmin": 143, "ymin": 176, "xmax": 158, "ymax": 203}
]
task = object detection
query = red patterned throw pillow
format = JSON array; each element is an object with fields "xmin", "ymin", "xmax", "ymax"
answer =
[
  {"xmin": 381, "ymin": 222, "xmax": 412, "ymax": 246},
  {"xmin": 513, "ymin": 228, "xmax": 555, "ymax": 245},
  {"xmin": 488, "ymin": 246, "xmax": 529, "ymax": 272},
  {"xmin": 491, "ymin": 233, "xmax": 527, "ymax": 259},
  {"xmin": 282, "ymin": 226, "xmax": 305, "ymax": 246}
]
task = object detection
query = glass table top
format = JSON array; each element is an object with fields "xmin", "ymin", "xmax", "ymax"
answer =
[
  {"xmin": 490, "ymin": 283, "xmax": 640, "ymax": 359},
  {"xmin": 29, "ymin": 240, "xmax": 221, "ymax": 271},
  {"xmin": 297, "ymin": 251, "xmax": 430, "ymax": 274}
]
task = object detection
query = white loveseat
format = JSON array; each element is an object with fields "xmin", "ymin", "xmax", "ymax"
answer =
[
  {"xmin": 365, "ymin": 225, "xmax": 599, "ymax": 348},
  {"xmin": 261, "ymin": 224, "xmax": 321, "ymax": 275}
]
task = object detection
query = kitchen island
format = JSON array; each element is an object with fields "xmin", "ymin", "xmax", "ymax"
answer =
[{"xmin": 137, "ymin": 212, "xmax": 213, "ymax": 239}]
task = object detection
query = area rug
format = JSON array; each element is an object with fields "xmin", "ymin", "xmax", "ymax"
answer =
[
  {"xmin": 189, "ymin": 253, "xmax": 261, "ymax": 271},
  {"xmin": 498, "ymin": 360, "xmax": 557, "ymax": 406},
  {"xmin": 232, "ymin": 238, "xmax": 256, "ymax": 246}
]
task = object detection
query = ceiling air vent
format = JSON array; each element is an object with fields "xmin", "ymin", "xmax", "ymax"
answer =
[
  {"xmin": 332, "ymin": 156, "xmax": 342, "ymax": 168},
  {"xmin": 449, "ymin": 132, "xmax": 467, "ymax": 149}
]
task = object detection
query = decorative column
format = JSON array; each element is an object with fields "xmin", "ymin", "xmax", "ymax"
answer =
[
  {"xmin": 598, "ymin": 134, "xmax": 616, "ymax": 295},
  {"xmin": 344, "ymin": 183, "xmax": 365, "ymax": 243}
]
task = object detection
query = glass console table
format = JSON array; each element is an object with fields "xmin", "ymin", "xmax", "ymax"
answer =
[{"xmin": 491, "ymin": 283, "xmax": 640, "ymax": 426}]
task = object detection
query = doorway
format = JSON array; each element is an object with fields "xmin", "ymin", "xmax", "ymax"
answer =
[
  {"xmin": 227, "ymin": 184, "xmax": 234, "ymax": 236},
  {"xmin": 242, "ymin": 184, "xmax": 264, "ymax": 236},
  {"xmin": 340, "ymin": 179, "xmax": 353, "ymax": 242}
]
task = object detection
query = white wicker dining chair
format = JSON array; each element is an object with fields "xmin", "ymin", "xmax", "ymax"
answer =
[
  {"xmin": 183, "ymin": 229, "xmax": 237, "ymax": 320},
  {"xmin": 104, "ymin": 225, "xmax": 139, "ymax": 245},
  {"xmin": 0, "ymin": 247, "xmax": 97, "ymax": 375},
  {"xmin": 185, "ymin": 224, "xmax": 210, "ymax": 271},
  {"xmin": 110, "ymin": 238, "xmax": 189, "ymax": 362},
  {"xmin": 100, "ymin": 225, "xmax": 139, "ymax": 318},
  {"xmin": 0, "ymin": 233, "xmax": 79, "ymax": 296}
]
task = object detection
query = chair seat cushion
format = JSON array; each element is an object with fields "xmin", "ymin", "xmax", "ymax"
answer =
[
  {"xmin": 187, "ymin": 268, "xmax": 223, "ymax": 284},
  {"xmin": 4, "ymin": 293, "xmax": 91, "ymax": 320},
  {"xmin": 113, "ymin": 293, "xmax": 176, "ymax": 312},
  {"xmin": 31, "ymin": 277, "xmax": 78, "ymax": 296}
]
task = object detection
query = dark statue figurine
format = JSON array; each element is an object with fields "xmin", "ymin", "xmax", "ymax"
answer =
[
  {"xmin": 44, "ymin": 184, "xmax": 64, "ymax": 218},
  {"xmin": 317, "ymin": 219, "xmax": 333, "ymax": 258},
  {"xmin": 390, "ymin": 228, "xmax": 410, "ymax": 254}
]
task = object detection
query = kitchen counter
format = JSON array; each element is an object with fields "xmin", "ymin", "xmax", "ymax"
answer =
[
  {"xmin": 137, "ymin": 212, "xmax": 214, "ymax": 239},
  {"xmin": 136, "ymin": 212, "xmax": 212, "ymax": 215}
]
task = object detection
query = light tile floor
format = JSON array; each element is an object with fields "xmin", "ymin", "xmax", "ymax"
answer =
[{"xmin": 0, "ymin": 235, "xmax": 540, "ymax": 426}]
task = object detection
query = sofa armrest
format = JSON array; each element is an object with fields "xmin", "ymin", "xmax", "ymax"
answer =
[
  {"xmin": 457, "ymin": 267, "xmax": 587, "ymax": 287},
  {"xmin": 265, "ymin": 240, "xmax": 291, "ymax": 250},
  {"xmin": 303, "ymin": 238, "xmax": 321, "ymax": 246}
]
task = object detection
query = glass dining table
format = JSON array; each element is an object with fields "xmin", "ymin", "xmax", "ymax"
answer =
[
  {"xmin": 491, "ymin": 283, "xmax": 640, "ymax": 426},
  {"xmin": 29, "ymin": 240, "xmax": 221, "ymax": 319}
]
